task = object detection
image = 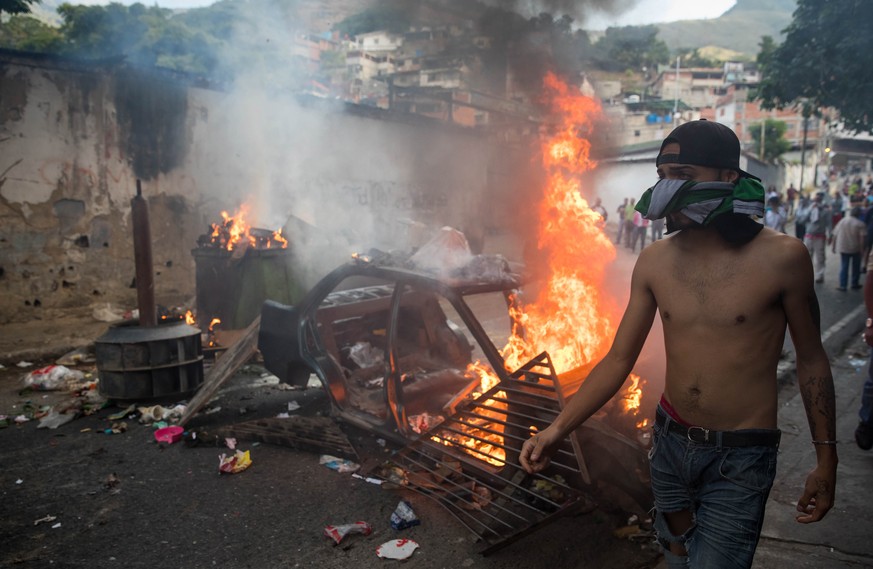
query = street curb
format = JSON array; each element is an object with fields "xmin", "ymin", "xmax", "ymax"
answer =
[{"xmin": 777, "ymin": 304, "xmax": 866, "ymax": 391}]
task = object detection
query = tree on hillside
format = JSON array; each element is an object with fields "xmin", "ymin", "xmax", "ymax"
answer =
[
  {"xmin": 333, "ymin": 7, "xmax": 411, "ymax": 37},
  {"xmin": 591, "ymin": 25, "xmax": 670, "ymax": 72},
  {"xmin": 0, "ymin": 15, "xmax": 62, "ymax": 51},
  {"xmin": 675, "ymin": 48, "xmax": 717, "ymax": 68},
  {"xmin": 749, "ymin": 119, "xmax": 791, "ymax": 162},
  {"xmin": 0, "ymin": 0, "xmax": 39, "ymax": 16},
  {"xmin": 756, "ymin": 0, "xmax": 873, "ymax": 133}
]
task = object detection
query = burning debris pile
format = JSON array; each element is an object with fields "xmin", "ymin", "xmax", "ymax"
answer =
[{"xmin": 196, "ymin": 205, "xmax": 288, "ymax": 252}]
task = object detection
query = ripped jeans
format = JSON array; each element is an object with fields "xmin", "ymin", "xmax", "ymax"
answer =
[{"xmin": 649, "ymin": 406, "xmax": 780, "ymax": 568}]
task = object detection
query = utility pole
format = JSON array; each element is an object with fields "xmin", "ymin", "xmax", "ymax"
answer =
[
  {"xmin": 673, "ymin": 56, "xmax": 680, "ymax": 125},
  {"xmin": 759, "ymin": 119, "xmax": 766, "ymax": 160},
  {"xmin": 799, "ymin": 101, "xmax": 811, "ymax": 193}
]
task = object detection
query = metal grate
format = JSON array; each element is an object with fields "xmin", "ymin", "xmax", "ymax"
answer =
[{"xmin": 378, "ymin": 352, "xmax": 591, "ymax": 555}]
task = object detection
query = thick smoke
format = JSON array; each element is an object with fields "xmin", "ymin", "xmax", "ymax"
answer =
[
  {"xmin": 193, "ymin": 1, "xmax": 508, "ymax": 287},
  {"xmin": 481, "ymin": 0, "xmax": 639, "ymax": 25}
]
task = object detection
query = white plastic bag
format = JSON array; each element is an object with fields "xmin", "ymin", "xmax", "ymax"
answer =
[{"xmin": 22, "ymin": 365, "xmax": 84, "ymax": 391}]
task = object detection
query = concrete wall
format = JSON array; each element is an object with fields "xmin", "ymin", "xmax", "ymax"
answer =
[{"xmin": 0, "ymin": 52, "xmax": 531, "ymax": 325}]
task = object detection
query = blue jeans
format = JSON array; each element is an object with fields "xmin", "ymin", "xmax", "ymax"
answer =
[
  {"xmin": 649, "ymin": 407, "xmax": 780, "ymax": 568},
  {"xmin": 862, "ymin": 348, "xmax": 873, "ymax": 424},
  {"xmin": 839, "ymin": 252, "xmax": 861, "ymax": 288}
]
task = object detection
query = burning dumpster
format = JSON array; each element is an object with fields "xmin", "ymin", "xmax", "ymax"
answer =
[{"xmin": 192, "ymin": 207, "xmax": 304, "ymax": 331}]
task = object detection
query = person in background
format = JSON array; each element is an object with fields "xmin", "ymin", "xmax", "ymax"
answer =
[
  {"xmin": 651, "ymin": 216, "xmax": 665, "ymax": 242},
  {"xmin": 520, "ymin": 120, "xmax": 836, "ymax": 569},
  {"xmin": 615, "ymin": 198, "xmax": 629, "ymax": 245},
  {"xmin": 630, "ymin": 209, "xmax": 649, "ymax": 253},
  {"xmin": 764, "ymin": 195, "xmax": 787, "ymax": 233},
  {"xmin": 591, "ymin": 197, "xmax": 608, "ymax": 223},
  {"xmin": 830, "ymin": 206, "xmax": 867, "ymax": 291},
  {"xmin": 861, "ymin": 247, "xmax": 873, "ymax": 450},
  {"xmin": 623, "ymin": 198, "xmax": 637, "ymax": 248},
  {"xmin": 803, "ymin": 190, "xmax": 832, "ymax": 283},
  {"xmin": 786, "ymin": 183, "xmax": 799, "ymax": 217},
  {"xmin": 794, "ymin": 191, "xmax": 811, "ymax": 240}
]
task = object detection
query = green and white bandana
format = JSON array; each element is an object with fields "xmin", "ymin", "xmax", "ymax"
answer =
[{"xmin": 635, "ymin": 178, "xmax": 766, "ymax": 225}]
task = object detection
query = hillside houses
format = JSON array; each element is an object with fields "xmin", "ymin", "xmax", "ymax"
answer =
[{"xmin": 290, "ymin": 22, "xmax": 826, "ymax": 178}]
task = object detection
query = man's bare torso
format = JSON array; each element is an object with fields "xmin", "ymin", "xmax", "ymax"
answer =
[{"xmin": 641, "ymin": 226, "xmax": 798, "ymax": 430}]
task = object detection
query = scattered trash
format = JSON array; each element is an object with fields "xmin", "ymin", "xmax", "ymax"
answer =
[
  {"xmin": 276, "ymin": 412, "xmax": 290, "ymax": 419},
  {"xmin": 138, "ymin": 404, "xmax": 186, "ymax": 424},
  {"xmin": 55, "ymin": 347, "xmax": 96, "ymax": 366},
  {"xmin": 107, "ymin": 404, "xmax": 136, "ymax": 421},
  {"xmin": 22, "ymin": 365, "xmax": 85, "ymax": 391},
  {"xmin": 225, "ymin": 437, "xmax": 237, "ymax": 450},
  {"xmin": 204, "ymin": 406, "xmax": 222, "ymax": 415},
  {"xmin": 218, "ymin": 450, "xmax": 252, "ymax": 474},
  {"xmin": 287, "ymin": 401, "xmax": 301, "ymax": 412},
  {"xmin": 51, "ymin": 522, "xmax": 61, "ymax": 529},
  {"xmin": 105, "ymin": 473, "xmax": 120, "ymax": 491},
  {"xmin": 374, "ymin": 463, "xmax": 409, "ymax": 488},
  {"xmin": 408, "ymin": 412, "xmax": 444, "ymax": 434},
  {"xmin": 37, "ymin": 409, "xmax": 77, "ymax": 429},
  {"xmin": 33, "ymin": 515, "xmax": 57, "ymax": 526},
  {"xmin": 16, "ymin": 479, "xmax": 23, "ymax": 485},
  {"xmin": 184, "ymin": 430, "xmax": 222, "ymax": 447},
  {"xmin": 351, "ymin": 473, "xmax": 384, "ymax": 486},
  {"xmin": 306, "ymin": 374, "xmax": 321, "ymax": 389},
  {"xmin": 104, "ymin": 422, "xmax": 127, "ymax": 434},
  {"xmin": 376, "ymin": 438, "xmax": 386, "ymax": 447},
  {"xmin": 390, "ymin": 501, "xmax": 420, "ymax": 530},
  {"xmin": 14, "ymin": 415, "xmax": 30, "ymax": 425},
  {"xmin": 347, "ymin": 341, "xmax": 384, "ymax": 368},
  {"xmin": 376, "ymin": 539, "xmax": 419, "ymax": 560},
  {"xmin": 154, "ymin": 426, "xmax": 184, "ymax": 444},
  {"xmin": 847, "ymin": 357, "xmax": 866, "ymax": 370},
  {"xmin": 319, "ymin": 455, "xmax": 360, "ymax": 474},
  {"xmin": 530, "ymin": 475, "xmax": 567, "ymax": 503},
  {"xmin": 324, "ymin": 521, "xmax": 372, "ymax": 545},
  {"xmin": 16, "ymin": 361, "xmax": 34, "ymax": 368},
  {"xmin": 80, "ymin": 428, "xmax": 92, "ymax": 433}
]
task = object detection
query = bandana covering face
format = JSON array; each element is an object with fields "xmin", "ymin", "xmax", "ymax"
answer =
[{"xmin": 635, "ymin": 178, "xmax": 766, "ymax": 226}]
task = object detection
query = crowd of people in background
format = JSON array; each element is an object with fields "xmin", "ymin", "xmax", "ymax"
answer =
[
  {"xmin": 611, "ymin": 196, "xmax": 665, "ymax": 253},
  {"xmin": 596, "ymin": 171, "xmax": 873, "ymax": 291}
]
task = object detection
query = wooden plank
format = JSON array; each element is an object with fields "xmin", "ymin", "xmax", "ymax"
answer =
[{"xmin": 179, "ymin": 316, "xmax": 261, "ymax": 426}]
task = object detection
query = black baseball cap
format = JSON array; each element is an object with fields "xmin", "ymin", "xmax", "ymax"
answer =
[{"xmin": 656, "ymin": 119, "xmax": 760, "ymax": 181}]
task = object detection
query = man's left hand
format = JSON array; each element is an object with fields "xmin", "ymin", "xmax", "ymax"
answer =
[{"xmin": 795, "ymin": 464, "xmax": 837, "ymax": 523}]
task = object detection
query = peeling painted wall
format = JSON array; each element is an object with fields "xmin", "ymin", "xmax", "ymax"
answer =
[{"xmin": 0, "ymin": 52, "xmax": 535, "ymax": 326}]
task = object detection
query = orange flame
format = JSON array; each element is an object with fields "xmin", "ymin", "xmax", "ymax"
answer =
[
  {"xmin": 184, "ymin": 310, "xmax": 196, "ymax": 325},
  {"xmin": 208, "ymin": 204, "xmax": 288, "ymax": 251},
  {"xmin": 465, "ymin": 73, "xmax": 643, "ymax": 429},
  {"xmin": 500, "ymin": 72, "xmax": 616, "ymax": 376},
  {"xmin": 433, "ymin": 74, "xmax": 647, "ymax": 465}
]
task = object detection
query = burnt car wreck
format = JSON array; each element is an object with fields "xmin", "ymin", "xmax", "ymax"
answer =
[{"xmin": 257, "ymin": 249, "xmax": 650, "ymax": 553}]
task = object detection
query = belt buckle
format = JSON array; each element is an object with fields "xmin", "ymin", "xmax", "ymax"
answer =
[{"xmin": 687, "ymin": 426, "xmax": 710, "ymax": 443}]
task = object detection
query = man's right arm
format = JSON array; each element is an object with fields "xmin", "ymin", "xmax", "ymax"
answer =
[{"xmin": 519, "ymin": 249, "xmax": 659, "ymax": 473}]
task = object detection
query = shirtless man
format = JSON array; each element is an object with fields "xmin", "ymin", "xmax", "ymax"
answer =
[{"xmin": 519, "ymin": 120, "xmax": 837, "ymax": 569}]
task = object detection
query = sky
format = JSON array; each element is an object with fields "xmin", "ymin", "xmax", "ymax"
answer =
[
  {"xmin": 585, "ymin": 0, "xmax": 736, "ymax": 29},
  {"xmin": 68, "ymin": 0, "xmax": 738, "ymax": 29}
]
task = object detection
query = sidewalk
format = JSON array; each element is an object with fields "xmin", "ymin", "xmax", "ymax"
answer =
[{"xmin": 753, "ymin": 331, "xmax": 873, "ymax": 568}]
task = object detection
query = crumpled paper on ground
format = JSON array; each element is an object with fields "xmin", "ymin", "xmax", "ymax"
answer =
[
  {"xmin": 218, "ymin": 450, "xmax": 252, "ymax": 474},
  {"xmin": 376, "ymin": 539, "xmax": 419, "ymax": 560}
]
